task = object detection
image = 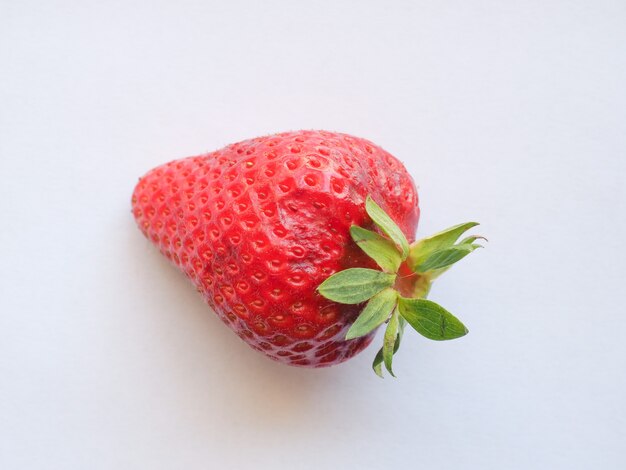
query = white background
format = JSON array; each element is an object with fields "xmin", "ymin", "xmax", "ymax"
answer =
[{"xmin": 1, "ymin": 1, "xmax": 625, "ymax": 469}]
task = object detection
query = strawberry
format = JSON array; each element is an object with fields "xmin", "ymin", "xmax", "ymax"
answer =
[{"xmin": 132, "ymin": 130, "xmax": 483, "ymax": 375}]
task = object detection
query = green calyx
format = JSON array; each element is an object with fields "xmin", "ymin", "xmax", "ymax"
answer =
[{"xmin": 316, "ymin": 195, "xmax": 485, "ymax": 378}]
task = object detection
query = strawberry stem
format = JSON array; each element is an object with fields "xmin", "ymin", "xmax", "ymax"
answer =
[{"xmin": 317, "ymin": 195, "xmax": 484, "ymax": 377}]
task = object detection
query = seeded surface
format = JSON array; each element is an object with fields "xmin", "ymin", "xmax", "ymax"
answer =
[{"xmin": 132, "ymin": 130, "xmax": 419, "ymax": 367}]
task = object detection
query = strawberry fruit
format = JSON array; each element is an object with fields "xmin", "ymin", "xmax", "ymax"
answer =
[{"xmin": 132, "ymin": 130, "xmax": 483, "ymax": 375}]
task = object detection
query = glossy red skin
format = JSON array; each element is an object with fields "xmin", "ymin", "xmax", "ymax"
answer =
[{"xmin": 132, "ymin": 130, "xmax": 419, "ymax": 367}]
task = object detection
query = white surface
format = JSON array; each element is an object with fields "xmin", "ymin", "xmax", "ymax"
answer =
[{"xmin": 1, "ymin": 1, "xmax": 625, "ymax": 469}]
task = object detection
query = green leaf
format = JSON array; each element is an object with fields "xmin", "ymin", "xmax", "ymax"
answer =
[
  {"xmin": 398, "ymin": 297, "xmax": 469, "ymax": 341},
  {"xmin": 365, "ymin": 196, "xmax": 410, "ymax": 259},
  {"xmin": 414, "ymin": 243, "xmax": 481, "ymax": 273},
  {"xmin": 318, "ymin": 268, "xmax": 396, "ymax": 304},
  {"xmin": 350, "ymin": 226, "xmax": 402, "ymax": 273},
  {"xmin": 372, "ymin": 347, "xmax": 384, "ymax": 378},
  {"xmin": 408, "ymin": 222, "xmax": 479, "ymax": 270},
  {"xmin": 345, "ymin": 288, "xmax": 398, "ymax": 340},
  {"xmin": 458, "ymin": 234, "xmax": 487, "ymax": 245},
  {"xmin": 383, "ymin": 309, "xmax": 400, "ymax": 376},
  {"xmin": 372, "ymin": 314, "xmax": 406, "ymax": 378},
  {"xmin": 395, "ymin": 315, "xmax": 407, "ymax": 352}
]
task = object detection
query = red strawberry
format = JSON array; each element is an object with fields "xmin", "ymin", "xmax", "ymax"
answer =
[{"xmin": 132, "ymin": 130, "xmax": 482, "ymax": 374}]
